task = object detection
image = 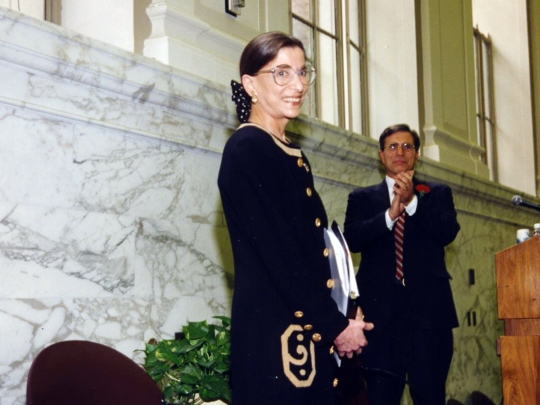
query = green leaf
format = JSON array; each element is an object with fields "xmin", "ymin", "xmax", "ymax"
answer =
[
  {"xmin": 215, "ymin": 330, "xmax": 230, "ymax": 345},
  {"xmin": 176, "ymin": 382, "xmax": 195, "ymax": 396},
  {"xmin": 181, "ymin": 363, "xmax": 203, "ymax": 383},
  {"xmin": 155, "ymin": 342, "xmax": 182, "ymax": 364},
  {"xmin": 197, "ymin": 358, "xmax": 217, "ymax": 369},
  {"xmin": 213, "ymin": 316, "xmax": 231, "ymax": 328},
  {"xmin": 199, "ymin": 375, "xmax": 232, "ymax": 403},
  {"xmin": 184, "ymin": 320, "xmax": 210, "ymax": 340},
  {"xmin": 213, "ymin": 360, "xmax": 230, "ymax": 374},
  {"xmin": 148, "ymin": 362, "xmax": 172, "ymax": 380},
  {"xmin": 163, "ymin": 385, "xmax": 175, "ymax": 400}
]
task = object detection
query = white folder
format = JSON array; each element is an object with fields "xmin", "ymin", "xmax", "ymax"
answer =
[{"xmin": 323, "ymin": 221, "xmax": 359, "ymax": 366}]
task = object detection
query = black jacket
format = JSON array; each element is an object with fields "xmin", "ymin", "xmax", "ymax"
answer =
[
  {"xmin": 344, "ymin": 179, "xmax": 460, "ymax": 330},
  {"xmin": 218, "ymin": 124, "xmax": 348, "ymax": 405}
]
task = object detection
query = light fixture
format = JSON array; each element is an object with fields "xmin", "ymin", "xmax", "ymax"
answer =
[{"xmin": 226, "ymin": 0, "xmax": 245, "ymax": 17}]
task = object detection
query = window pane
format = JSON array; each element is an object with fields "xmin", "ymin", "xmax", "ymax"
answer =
[
  {"xmin": 486, "ymin": 123, "xmax": 496, "ymax": 175},
  {"xmin": 348, "ymin": 0, "xmax": 360, "ymax": 44},
  {"xmin": 319, "ymin": 34, "xmax": 339, "ymax": 125},
  {"xmin": 349, "ymin": 47, "xmax": 362, "ymax": 133},
  {"xmin": 293, "ymin": 18, "xmax": 317, "ymax": 117},
  {"xmin": 292, "ymin": 0, "xmax": 312, "ymax": 22},
  {"xmin": 318, "ymin": 0, "xmax": 336, "ymax": 34},
  {"xmin": 303, "ymin": 81, "xmax": 318, "ymax": 118},
  {"xmin": 482, "ymin": 44, "xmax": 492, "ymax": 120},
  {"xmin": 293, "ymin": 18, "xmax": 314, "ymax": 62}
]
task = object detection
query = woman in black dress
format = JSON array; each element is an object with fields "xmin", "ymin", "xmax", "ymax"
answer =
[{"xmin": 218, "ymin": 31, "xmax": 373, "ymax": 405}]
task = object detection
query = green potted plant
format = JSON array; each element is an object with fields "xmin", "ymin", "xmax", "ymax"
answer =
[{"xmin": 143, "ymin": 316, "xmax": 232, "ymax": 405}]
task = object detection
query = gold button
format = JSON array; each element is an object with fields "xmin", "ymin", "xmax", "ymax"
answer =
[
  {"xmin": 297, "ymin": 157, "xmax": 304, "ymax": 167},
  {"xmin": 327, "ymin": 279, "xmax": 334, "ymax": 288},
  {"xmin": 315, "ymin": 218, "xmax": 321, "ymax": 227},
  {"xmin": 333, "ymin": 378, "xmax": 339, "ymax": 387},
  {"xmin": 304, "ymin": 324, "xmax": 313, "ymax": 331},
  {"xmin": 330, "ymin": 345, "xmax": 335, "ymax": 354},
  {"xmin": 294, "ymin": 311, "xmax": 304, "ymax": 318},
  {"xmin": 306, "ymin": 187, "xmax": 312, "ymax": 197},
  {"xmin": 323, "ymin": 248, "xmax": 329, "ymax": 257},
  {"xmin": 312, "ymin": 333, "xmax": 322, "ymax": 342}
]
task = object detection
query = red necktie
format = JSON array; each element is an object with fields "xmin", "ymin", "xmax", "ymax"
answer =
[{"xmin": 395, "ymin": 212, "xmax": 405, "ymax": 281}]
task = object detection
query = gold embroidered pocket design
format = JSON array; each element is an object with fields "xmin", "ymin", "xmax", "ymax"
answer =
[{"xmin": 281, "ymin": 324, "xmax": 316, "ymax": 387}]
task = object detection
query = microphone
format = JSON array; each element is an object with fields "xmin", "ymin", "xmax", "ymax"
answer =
[{"xmin": 511, "ymin": 195, "xmax": 540, "ymax": 212}]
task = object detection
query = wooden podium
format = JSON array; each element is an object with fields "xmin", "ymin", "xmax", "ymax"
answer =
[{"xmin": 496, "ymin": 236, "xmax": 540, "ymax": 404}]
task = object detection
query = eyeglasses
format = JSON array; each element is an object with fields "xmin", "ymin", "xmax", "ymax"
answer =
[
  {"xmin": 385, "ymin": 143, "xmax": 416, "ymax": 154},
  {"xmin": 256, "ymin": 64, "xmax": 316, "ymax": 86}
]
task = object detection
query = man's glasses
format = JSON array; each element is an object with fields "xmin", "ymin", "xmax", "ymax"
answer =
[
  {"xmin": 385, "ymin": 143, "xmax": 416, "ymax": 154},
  {"xmin": 256, "ymin": 64, "xmax": 316, "ymax": 86}
]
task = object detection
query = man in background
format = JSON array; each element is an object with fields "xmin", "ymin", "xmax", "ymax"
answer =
[{"xmin": 344, "ymin": 123, "xmax": 460, "ymax": 405}]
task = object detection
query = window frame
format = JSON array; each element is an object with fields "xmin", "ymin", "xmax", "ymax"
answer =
[
  {"xmin": 474, "ymin": 26, "xmax": 497, "ymax": 181},
  {"xmin": 343, "ymin": 0, "xmax": 368, "ymax": 135},
  {"xmin": 44, "ymin": 0, "xmax": 62, "ymax": 25},
  {"xmin": 291, "ymin": 0, "xmax": 368, "ymax": 135}
]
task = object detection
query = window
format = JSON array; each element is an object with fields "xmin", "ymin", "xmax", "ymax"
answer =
[
  {"xmin": 474, "ymin": 26, "xmax": 497, "ymax": 181},
  {"xmin": 45, "ymin": 0, "xmax": 61, "ymax": 25},
  {"xmin": 0, "ymin": 0, "xmax": 61, "ymax": 24},
  {"xmin": 292, "ymin": 0, "xmax": 368, "ymax": 135}
]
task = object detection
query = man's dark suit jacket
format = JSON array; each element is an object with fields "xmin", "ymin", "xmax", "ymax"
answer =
[{"xmin": 343, "ymin": 179, "xmax": 460, "ymax": 331}]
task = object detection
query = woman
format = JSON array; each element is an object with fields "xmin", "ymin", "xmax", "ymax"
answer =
[{"xmin": 218, "ymin": 32, "xmax": 372, "ymax": 405}]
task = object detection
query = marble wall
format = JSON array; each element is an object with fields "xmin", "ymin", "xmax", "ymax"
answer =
[
  {"xmin": 0, "ymin": 7, "xmax": 236, "ymax": 404},
  {"xmin": 0, "ymin": 6, "xmax": 538, "ymax": 405}
]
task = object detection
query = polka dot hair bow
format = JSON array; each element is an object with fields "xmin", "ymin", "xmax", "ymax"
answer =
[{"xmin": 231, "ymin": 80, "xmax": 251, "ymax": 123}]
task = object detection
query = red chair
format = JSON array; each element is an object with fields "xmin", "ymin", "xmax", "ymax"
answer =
[{"xmin": 26, "ymin": 340, "xmax": 163, "ymax": 405}]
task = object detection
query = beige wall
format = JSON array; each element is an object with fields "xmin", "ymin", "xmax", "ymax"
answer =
[
  {"xmin": 62, "ymin": 0, "xmax": 135, "ymax": 51},
  {"xmin": 529, "ymin": 0, "xmax": 540, "ymax": 194}
]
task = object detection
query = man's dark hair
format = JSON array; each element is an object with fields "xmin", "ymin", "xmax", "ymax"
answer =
[{"xmin": 379, "ymin": 124, "xmax": 421, "ymax": 151}]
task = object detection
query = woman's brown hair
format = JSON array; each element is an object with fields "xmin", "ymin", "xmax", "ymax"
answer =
[{"xmin": 239, "ymin": 31, "xmax": 305, "ymax": 77}]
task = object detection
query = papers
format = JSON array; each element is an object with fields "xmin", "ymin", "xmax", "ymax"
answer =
[
  {"xmin": 323, "ymin": 221, "xmax": 359, "ymax": 366},
  {"xmin": 324, "ymin": 221, "xmax": 359, "ymax": 314}
]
